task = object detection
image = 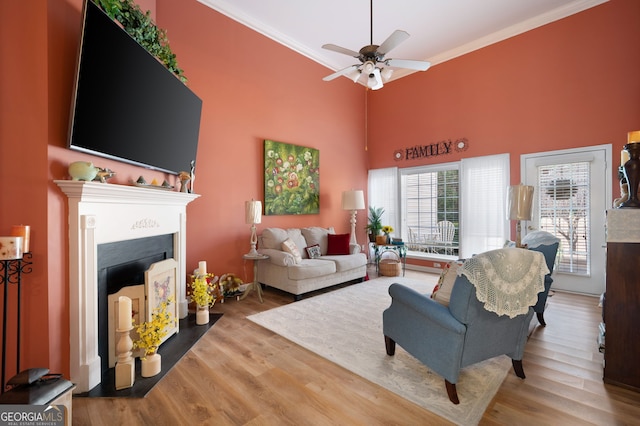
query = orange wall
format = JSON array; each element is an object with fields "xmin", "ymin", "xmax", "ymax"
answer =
[
  {"xmin": 1, "ymin": 0, "xmax": 638, "ymax": 377},
  {"xmin": 0, "ymin": 0, "xmax": 51, "ymax": 380},
  {"xmin": 155, "ymin": 0, "xmax": 368, "ymax": 273},
  {"xmin": 1, "ymin": 0, "xmax": 366, "ymax": 377},
  {"xmin": 366, "ymin": 0, "xmax": 639, "ymax": 268},
  {"xmin": 368, "ymin": 0, "xmax": 639, "ymax": 180}
]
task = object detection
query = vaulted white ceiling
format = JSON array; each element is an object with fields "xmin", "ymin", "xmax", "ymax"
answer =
[{"xmin": 197, "ymin": 0, "xmax": 607, "ymax": 83}]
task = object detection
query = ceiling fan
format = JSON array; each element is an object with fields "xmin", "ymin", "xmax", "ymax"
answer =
[{"xmin": 322, "ymin": 0, "xmax": 431, "ymax": 90}]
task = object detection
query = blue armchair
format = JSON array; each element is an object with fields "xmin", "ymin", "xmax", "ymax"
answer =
[
  {"xmin": 522, "ymin": 231, "xmax": 560, "ymax": 326},
  {"xmin": 383, "ymin": 248, "xmax": 547, "ymax": 404}
]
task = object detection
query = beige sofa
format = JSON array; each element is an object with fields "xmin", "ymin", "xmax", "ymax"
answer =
[{"xmin": 257, "ymin": 227, "xmax": 367, "ymax": 300}]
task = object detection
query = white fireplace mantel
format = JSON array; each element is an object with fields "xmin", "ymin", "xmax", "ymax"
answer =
[{"xmin": 55, "ymin": 180, "xmax": 199, "ymax": 393}]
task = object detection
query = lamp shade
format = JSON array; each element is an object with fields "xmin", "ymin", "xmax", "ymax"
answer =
[
  {"xmin": 507, "ymin": 185, "xmax": 534, "ymax": 221},
  {"xmin": 245, "ymin": 200, "xmax": 262, "ymax": 224},
  {"xmin": 342, "ymin": 190, "xmax": 365, "ymax": 210}
]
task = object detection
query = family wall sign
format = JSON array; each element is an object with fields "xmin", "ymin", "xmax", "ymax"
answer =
[{"xmin": 394, "ymin": 137, "xmax": 469, "ymax": 161}]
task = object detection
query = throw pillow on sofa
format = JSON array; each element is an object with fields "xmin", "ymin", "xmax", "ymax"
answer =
[
  {"xmin": 301, "ymin": 227, "xmax": 335, "ymax": 255},
  {"xmin": 262, "ymin": 228, "xmax": 307, "ymax": 257},
  {"xmin": 306, "ymin": 244, "xmax": 322, "ymax": 259},
  {"xmin": 326, "ymin": 233, "xmax": 351, "ymax": 255},
  {"xmin": 431, "ymin": 261, "xmax": 461, "ymax": 307},
  {"xmin": 281, "ymin": 238, "xmax": 302, "ymax": 263}
]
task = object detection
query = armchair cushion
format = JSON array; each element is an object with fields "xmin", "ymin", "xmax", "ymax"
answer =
[{"xmin": 431, "ymin": 261, "xmax": 461, "ymax": 307}]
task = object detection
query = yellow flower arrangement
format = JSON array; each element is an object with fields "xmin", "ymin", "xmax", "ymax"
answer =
[
  {"xmin": 133, "ymin": 296, "xmax": 175, "ymax": 358},
  {"xmin": 190, "ymin": 273, "xmax": 220, "ymax": 307},
  {"xmin": 381, "ymin": 225, "xmax": 394, "ymax": 235}
]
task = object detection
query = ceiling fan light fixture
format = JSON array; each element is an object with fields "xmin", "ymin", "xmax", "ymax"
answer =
[
  {"xmin": 368, "ymin": 68, "xmax": 383, "ymax": 90},
  {"xmin": 321, "ymin": 0, "xmax": 430, "ymax": 88},
  {"xmin": 363, "ymin": 61, "xmax": 375, "ymax": 74}
]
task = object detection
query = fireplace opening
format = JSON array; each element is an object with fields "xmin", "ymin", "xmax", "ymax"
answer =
[{"xmin": 97, "ymin": 234, "xmax": 174, "ymax": 374}]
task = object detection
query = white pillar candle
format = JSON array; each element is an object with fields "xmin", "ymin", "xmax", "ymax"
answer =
[
  {"xmin": 118, "ymin": 296, "xmax": 132, "ymax": 330},
  {"xmin": 0, "ymin": 236, "xmax": 23, "ymax": 260},
  {"xmin": 198, "ymin": 261, "xmax": 207, "ymax": 276}
]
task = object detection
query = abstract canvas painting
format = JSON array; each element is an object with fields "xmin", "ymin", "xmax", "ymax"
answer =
[{"xmin": 264, "ymin": 140, "xmax": 320, "ymax": 215}]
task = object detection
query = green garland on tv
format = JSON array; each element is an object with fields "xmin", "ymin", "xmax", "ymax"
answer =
[{"xmin": 94, "ymin": 0, "xmax": 187, "ymax": 83}]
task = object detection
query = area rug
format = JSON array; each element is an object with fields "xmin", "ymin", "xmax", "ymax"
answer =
[
  {"xmin": 248, "ymin": 277, "xmax": 510, "ymax": 426},
  {"xmin": 77, "ymin": 312, "xmax": 222, "ymax": 398}
]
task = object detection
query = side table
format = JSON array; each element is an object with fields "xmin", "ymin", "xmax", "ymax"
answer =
[
  {"xmin": 374, "ymin": 244, "xmax": 407, "ymax": 276},
  {"xmin": 241, "ymin": 254, "xmax": 269, "ymax": 303}
]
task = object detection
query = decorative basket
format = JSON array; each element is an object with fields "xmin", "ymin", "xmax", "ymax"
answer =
[{"xmin": 379, "ymin": 251, "xmax": 402, "ymax": 277}]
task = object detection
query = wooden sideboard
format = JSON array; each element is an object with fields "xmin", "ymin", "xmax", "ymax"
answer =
[{"xmin": 604, "ymin": 209, "xmax": 640, "ymax": 391}]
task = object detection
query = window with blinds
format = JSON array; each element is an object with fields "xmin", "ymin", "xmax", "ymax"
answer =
[
  {"xmin": 538, "ymin": 161, "xmax": 590, "ymax": 275},
  {"xmin": 401, "ymin": 166, "xmax": 459, "ymax": 256}
]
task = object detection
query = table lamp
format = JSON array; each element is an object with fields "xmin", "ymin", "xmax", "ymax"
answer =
[
  {"xmin": 245, "ymin": 200, "xmax": 262, "ymax": 257},
  {"xmin": 342, "ymin": 189, "xmax": 365, "ymax": 246},
  {"xmin": 507, "ymin": 184, "xmax": 534, "ymax": 248}
]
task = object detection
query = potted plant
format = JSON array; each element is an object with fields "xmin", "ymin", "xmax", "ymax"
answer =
[
  {"xmin": 133, "ymin": 296, "xmax": 175, "ymax": 377},
  {"xmin": 95, "ymin": 0, "xmax": 186, "ymax": 83},
  {"xmin": 190, "ymin": 273, "xmax": 221, "ymax": 325},
  {"xmin": 366, "ymin": 206, "xmax": 385, "ymax": 242}
]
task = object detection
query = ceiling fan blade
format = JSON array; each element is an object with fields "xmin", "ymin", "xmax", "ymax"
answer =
[
  {"xmin": 377, "ymin": 30, "xmax": 410, "ymax": 55},
  {"xmin": 322, "ymin": 44, "xmax": 360, "ymax": 58},
  {"xmin": 385, "ymin": 58, "xmax": 431, "ymax": 71},
  {"xmin": 323, "ymin": 65, "xmax": 359, "ymax": 81}
]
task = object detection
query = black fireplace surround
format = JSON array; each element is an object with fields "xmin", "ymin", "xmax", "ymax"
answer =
[{"xmin": 97, "ymin": 234, "xmax": 173, "ymax": 375}]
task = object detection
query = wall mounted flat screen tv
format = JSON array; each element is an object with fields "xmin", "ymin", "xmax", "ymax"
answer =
[{"xmin": 68, "ymin": 0, "xmax": 202, "ymax": 175}]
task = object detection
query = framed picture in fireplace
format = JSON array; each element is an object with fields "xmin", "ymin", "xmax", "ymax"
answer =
[{"xmin": 145, "ymin": 258, "xmax": 179, "ymax": 346}]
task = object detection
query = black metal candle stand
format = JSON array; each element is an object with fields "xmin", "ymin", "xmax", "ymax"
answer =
[{"xmin": 1, "ymin": 253, "xmax": 32, "ymax": 393}]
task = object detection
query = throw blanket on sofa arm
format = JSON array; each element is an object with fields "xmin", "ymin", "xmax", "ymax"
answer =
[{"xmin": 458, "ymin": 248, "xmax": 549, "ymax": 318}]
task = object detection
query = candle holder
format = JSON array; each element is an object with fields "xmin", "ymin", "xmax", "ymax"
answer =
[
  {"xmin": 620, "ymin": 143, "xmax": 640, "ymax": 208},
  {"xmin": 115, "ymin": 326, "xmax": 135, "ymax": 390}
]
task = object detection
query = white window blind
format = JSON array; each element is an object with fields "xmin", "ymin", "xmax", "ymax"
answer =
[
  {"xmin": 368, "ymin": 168, "xmax": 398, "ymax": 232},
  {"xmin": 537, "ymin": 161, "xmax": 590, "ymax": 275},
  {"xmin": 459, "ymin": 154, "xmax": 510, "ymax": 258}
]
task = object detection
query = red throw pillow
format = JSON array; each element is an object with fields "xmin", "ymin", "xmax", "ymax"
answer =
[{"xmin": 326, "ymin": 233, "xmax": 351, "ymax": 255}]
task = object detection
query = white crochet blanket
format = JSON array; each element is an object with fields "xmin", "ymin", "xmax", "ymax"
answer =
[{"xmin": 458, "ymin": 248, "xmax": 549, "ymax": 318}]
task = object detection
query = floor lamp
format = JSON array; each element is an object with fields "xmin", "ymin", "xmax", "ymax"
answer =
[
  {"xmin": 245, "ymin": 200, "xmax": 262, "ymax": 257},
  {"xmin": 507, "ymin": 184, "xmax": 534, "ymax": 248},
  {"xmin": 342, "ymin": 190, "xmax": 365, "ymax": 246}
]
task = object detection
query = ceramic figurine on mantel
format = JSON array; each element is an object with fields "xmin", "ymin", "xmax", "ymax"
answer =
[
  {"xmin": 68, "ymin": 161, "xmax": 99, "ymax": 181},
  {"xmin": 619, "ymin": 130, "xmax": 640, "ymax": 208},
  {"xmin": 178, "ymin": 171, "xmax": 191, "ymax": 193},
  {"xmin": 93, "ymin": 167, "xmax": 116, "ymax": 183},
  {"xmin": 189, "ymin": 160, "xmax": 196, "ymax": 194}
]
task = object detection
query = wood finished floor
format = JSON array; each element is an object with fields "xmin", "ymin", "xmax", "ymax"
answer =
[{"xmin": 73, "ymin": 266, "xmax": 640, "ymax": 425}]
